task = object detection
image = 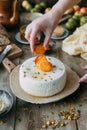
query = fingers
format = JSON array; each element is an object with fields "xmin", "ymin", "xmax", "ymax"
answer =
[
  {"xmin": 25, "ymin": 24, "xmax": 40, "ymax": 52},
  {"xmin": 44, "ymin": 31, "xmax": 51, "ymax": 50},
  {"xmin": 25, "ymin": 17, "xmax": 53, "ymax": 52},
  {"xmin": 25, "ymin": 25, "xmax": 32, "ymax": 41},
  {"xmin": 79, "ymin": 74, "xmax": 87, "ymax": 83},
  {"xmin": 30, "ymin": 29, "xmax": 39, "ymax": 52},
  {"xmin": 79, "ymin": 65, "xmax": 87, "ymax": 83},
  {"xmin": 82, "ymin": 65, "xmax": 87, "ymax": 70}
]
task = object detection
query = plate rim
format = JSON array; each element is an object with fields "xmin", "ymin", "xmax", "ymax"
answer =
[
  {"xmin": 15, "ymin": 32, "xmax": 29, "ymax": 45},
  {"xmin": 25, "ymin": 12, "xmax": 43, "ymax": 21},
  {"xmin": 10, "ymin": 65, "xmax": 80, "ymax": 104},
  {"xmin": 0, "ymin": 90, "xmax": 13, "ymax": 117},
  {"xmin": 51, "ymin": 28, "xmax": 69, "ymax": 40}
]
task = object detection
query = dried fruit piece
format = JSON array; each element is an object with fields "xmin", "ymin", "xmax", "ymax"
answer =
[
  {"xmin": 35, "ymin": 55, "xmax": 53, "ymax": 72},
  {"xmin": 34, "ymin": 44, "xmax": 46, "ymax": 54},
  {"xmin": 36, "ymin": 60, "xmax": 53, "ymax": 72},
  {"xmin": 34, "ymin": 55, "xmax": 46, "ymax": 64}
]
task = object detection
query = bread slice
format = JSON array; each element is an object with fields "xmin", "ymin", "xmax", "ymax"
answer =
[
  {"xmin": 0, "ymin": 34, "xmax": 10, "ymax": 46},
  {"xmin": 52, "ymin": 25, "xmax": 64, "ymax": 37},
  {"xmin": 0, "ymin": 24, "xmax": 10, "ymax": 46}
]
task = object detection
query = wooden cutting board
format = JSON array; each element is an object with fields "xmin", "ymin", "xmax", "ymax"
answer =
[{"xmin": 1, "ymin": 43, "xmax": 22, "ymax": 72}]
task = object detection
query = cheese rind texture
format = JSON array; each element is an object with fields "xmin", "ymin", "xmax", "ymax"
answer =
[{"xmin": 19, "ymin": 56, "xmax": 66, "ymax": 97}]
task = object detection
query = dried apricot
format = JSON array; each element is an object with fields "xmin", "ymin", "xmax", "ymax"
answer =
[
  {"xmin": 35, "ymin": 55, "xmax": 46, "ymax": 64},
  {"xmin": 35, "ymin": 55, "xmax": 53, "ymax": 72},
  {"xmin": 36, "ymin": 60, "xmax": 53, "ymax": 72},
  {"xmin": 34, "ymin": 44, "xmax": 46, "ymax": 54}
]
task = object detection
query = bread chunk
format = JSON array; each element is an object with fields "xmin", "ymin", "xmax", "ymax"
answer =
[
  {"xmin": 52, "ymin": 25, "xmax": 64, "ymax": 37},
  {"xmin": 0, "ymin": 24, "xmax": 10, "ymax": 46}
]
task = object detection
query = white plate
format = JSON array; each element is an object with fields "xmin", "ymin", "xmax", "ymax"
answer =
[
  {"xmin": 25, "ymin": 12, "xmax": 43, "ymax": 21},
  {"xmin": 0, "ymin": 90, "xmax": 13, "ymax": 117},
  {"xmin": 15, "ymin": 32, "xmax": 29, "ymax": 45},
  {"xmin": 51, "ymin": 28, "xmax": 69, "ymax": 40}
]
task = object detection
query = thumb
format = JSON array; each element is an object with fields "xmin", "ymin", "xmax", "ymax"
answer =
[
  {"xmin": 82, "ymin": 65, "xmax": 87, "ymax": 70},
  {"xmin": 79, "ymin": 74, "xmax": 87, "ymax": 83}
]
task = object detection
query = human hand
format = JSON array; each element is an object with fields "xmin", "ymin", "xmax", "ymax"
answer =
[
  {"xmin": 79, "ymin": 65, "xmax": 87, "ymax": 83},
  {"xmin": 25, "ymin": 12, "xmax": 58, "ymax": 52}
]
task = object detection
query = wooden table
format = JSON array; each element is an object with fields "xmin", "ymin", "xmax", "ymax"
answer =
[{"xmin": 0, "ymin": 13, "xmax": 87, "ymax": 130}]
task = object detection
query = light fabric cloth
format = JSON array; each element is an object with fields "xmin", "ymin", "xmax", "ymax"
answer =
[{"xmin": 62, "ymin": 24, "xmax": 87, "ymax": 60}]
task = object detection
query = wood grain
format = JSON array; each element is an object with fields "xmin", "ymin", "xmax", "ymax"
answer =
[
  {"xmin": 0, "ymin": 43, "xmax": 22, "ymax": 72},
  {"xmin": 0, "ymin": 12, "xmax": 87, "ymax": 130}
]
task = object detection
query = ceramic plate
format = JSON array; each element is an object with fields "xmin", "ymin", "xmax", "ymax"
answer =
[
  {"xmin": 0, "ymin": 90, "xmax": 13, "ymax": 117},
  {"xmin": 25, "ymin": 12, "xmax": 43, "ymax": 21},
  {"xmin": 10, "ymin": 65, "xmax": 79, "ymax": 104},
  {"xmin": 51, "ymin": 28, "xmax": 69, "ymax": 40},
  {"xmin": 15, "ymin": 32, "xmax": 29, "ymax": 45}
]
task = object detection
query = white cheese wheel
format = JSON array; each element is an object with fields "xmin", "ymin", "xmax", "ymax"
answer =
[{"xmin": 19, "ymin": 56, "xmax": 66, "ymax": 97}]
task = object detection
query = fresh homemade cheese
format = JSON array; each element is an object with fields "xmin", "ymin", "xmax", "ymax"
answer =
[{"xmin": 19, "ymin": 56, "xmax": 66, "ymax": 97}]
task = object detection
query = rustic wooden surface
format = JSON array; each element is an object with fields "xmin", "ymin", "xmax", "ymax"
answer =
[{"xmin": 0, "ymin": 13, "xmax": 87, "ymax": 130}]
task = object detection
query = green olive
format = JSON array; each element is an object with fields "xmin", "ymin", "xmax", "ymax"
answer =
[
  {"xmin": 80, "ymin": 17, "xmax": 87, "ymax": 26},
  {"xmin": 65, "ymin": 22, "xmax": 75, "ymax": 30},
  {"xmin": 34, "ymin": 4, "xmax": 41, "ymax": 11},
  {"xmin": 25, "ymin": 4, "xmax": 33, "ymax": 12},
  {"xmin": 30, "ymin": 8, "xmax": 39, "ymax": 13},
  {"xmin": 72, "ymin": 15, "xmax": 81, "ymax": 22},
  {"xmin": 39, "ymin": 2, "xmax": 46, "ymax": 8},
  {"xmin": 68, "ymin": 18, "xmax": 78, "ymax": 27}
]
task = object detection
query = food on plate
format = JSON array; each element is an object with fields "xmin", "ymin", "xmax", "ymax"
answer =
[
  {"xmin": 20, "ymin": 25, "xmax": 27, "ymax": 41},
  {"xmin": 34, "ymin": 55, "xmax": 46, "ymax": 64},
  {"xmin": 35, "ymin": 56, "xmax": 53, "ymax": 72},
  {"xmin": 62, "ymin": 23, "xmax": 87, "ymax": 59},
  {"xmin": 0, "ymin": 24, "xmax": 10, "ymax": 46},
  {"xmin": 36, "ymin": 59, "xmax": 53, "ymax": 72},
  {"xmin": 52, "ymin": 25, "xmax": 64, "ymax": 37},
  {"xmin": 19, "ymin": 25, "xmax": 40, "ymax": 43},
  {"xmin": 19, "ymin": 56, "xmax": 66, "ymax": 97}
]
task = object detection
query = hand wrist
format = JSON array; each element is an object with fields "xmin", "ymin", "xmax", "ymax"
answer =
[{"xmin": 47, "ymin": 7, "xmax": 63, "ymax": 27}]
